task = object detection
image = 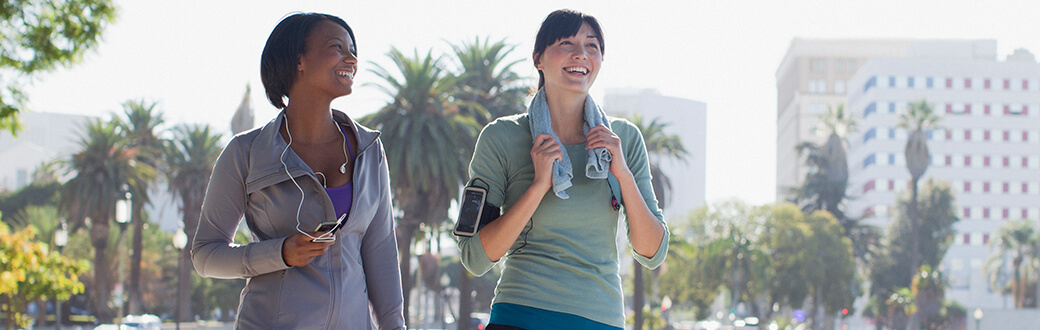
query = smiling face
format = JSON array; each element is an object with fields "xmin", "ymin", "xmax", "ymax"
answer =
[
  {"xmin": 535, "ymin": 22, "xmax": 602, "ymax": 96},
  {"xmin": 294, "ymin": 20, "xmax": 358, "ymax": 100}
]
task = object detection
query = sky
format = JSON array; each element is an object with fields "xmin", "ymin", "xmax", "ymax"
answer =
[{"xmin": 23, "ymin": 0, "xmax": 1040, "ymax": 206}]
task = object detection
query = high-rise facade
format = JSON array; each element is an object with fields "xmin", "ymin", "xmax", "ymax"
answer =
[
  {"xmin": 846, "ymin": 47, "xmax": 1040, "ymax": 308},
  {"xmin": 603, "ymin": 88, "xmax": 707, "ymax": 219}
]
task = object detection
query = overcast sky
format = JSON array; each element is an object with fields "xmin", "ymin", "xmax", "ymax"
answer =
[{"xmin": 23, "ymin": 0, "xmax": 1040, "ymax": 206}]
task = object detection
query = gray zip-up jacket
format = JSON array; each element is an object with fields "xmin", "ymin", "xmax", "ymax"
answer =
[{"xmin": 191, "ymin": 110, "xmax": 405, "ymax": 329}]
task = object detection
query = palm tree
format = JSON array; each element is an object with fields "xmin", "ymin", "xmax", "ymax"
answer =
[
  {"xmin": 361, "ymin": 47, "xmax": 482, "ymax": 325},
  {"xmin": 629, "ymin": 114, "xmax": 688, "ymax": 329},
  {"xmin": 61, "ymin": 118, "xmax": 141, "ymax": 322},
  {"xmin": 449, "ymin": 37, "xmax": 527, "ymax": 125},
  {"xmin": 448, "ymin": 37, "xmax": 528, "ymax": 329},
  {"xmin": 116, "ymin": 100, "xmax": 164, "ymax": 315},
  {"xmin": 163, "ymin": 123, "xmax": 223, "ymax": 323},
  {"xmin": 899, "ymin": 99, "xmax": 942, "ymax": 277},
  {"xmin": 986, "ymin": 219, "xmax": 1038, "ymax": 308}
]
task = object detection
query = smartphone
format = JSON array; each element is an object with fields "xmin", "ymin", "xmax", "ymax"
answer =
[
  {"xmin": 453, "ymin": 186, "xmax": 486, "ymax": 237},
  {"xmin": 312, "ymin": 213, "xmax": 347, "ymax": 242}
]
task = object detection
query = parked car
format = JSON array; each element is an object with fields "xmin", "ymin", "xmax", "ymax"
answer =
[{"xmin": 119, "ymin": 314, "xmax": 161, "ymax": 330}]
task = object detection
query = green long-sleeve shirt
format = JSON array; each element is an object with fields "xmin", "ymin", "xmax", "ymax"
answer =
[{"xmin": 456, "ymin": 114, "xmax": 669, "ymax": 328}]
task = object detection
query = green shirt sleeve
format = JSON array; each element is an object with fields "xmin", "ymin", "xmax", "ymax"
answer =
[
  {"xmin": 613, "ymin": 118, "xmax": 670, "ymax": 269},
  {"xmin": 456, "ymin": 118, "xmax": 514, "ymax": 276}
]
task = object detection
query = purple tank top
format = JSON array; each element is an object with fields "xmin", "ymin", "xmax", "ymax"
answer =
[{"xmin": 324, "ymin": 126, "xmax": 354, "ymax": 220}]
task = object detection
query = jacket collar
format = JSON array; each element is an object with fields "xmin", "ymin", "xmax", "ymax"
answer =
[{"xmin": 244, "ymin": 109, "xmax": 380, "ymax": 193}]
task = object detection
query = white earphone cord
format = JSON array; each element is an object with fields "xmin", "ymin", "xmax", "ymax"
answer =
[{"xmin": 281, "ymin": 114, "xmax": 333, "ymax": 241}]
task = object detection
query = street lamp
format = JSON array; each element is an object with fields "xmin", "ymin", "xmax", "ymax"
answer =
[
  {"xmin": 114, "ymin": 187, "xmax": 132, "ymax": 323},
  {"xmin": 173, "ymin": 227, "xmax": 188, "ymax": 330},
  {"xmin": 54, "ymin": 220, "xmax": 68, "ymax": 330},
  {"xmin": 973, "ymin": 308, "xmax": 983, "ymax": 330}
]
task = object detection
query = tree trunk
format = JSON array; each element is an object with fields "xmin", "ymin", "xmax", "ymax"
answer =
[
  {"xmin": 634, "ymin": 259, "xmax": 645, "ymax": 330},
  {"xmin": 909, "ymin": 176, "xmax": 921, "ymax": 278},
  {"xmin": 91, "ymin": 219, "xmax": 116, "ymax": 323},
  {"xmin": 178, "ymin": 247, "xmax": 192, "ymax": 322},
  {"xmin": 397, "ymin": 222, "xmax": 419, "ymax": 327},
  {"xmin": 128, "ymin": 201, "xmax": 145, "ymax": 315},
  {"xmin": 458, "ymin": 266, "xmax": 473, "ymax": 330}
]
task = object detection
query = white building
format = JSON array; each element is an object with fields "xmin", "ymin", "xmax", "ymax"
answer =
[
  {"xmin": 0, "ymin": 112, "xmax": 92, "ymax": 192},
  {"xmin": 603, "ymin": 88, "xmax": 707, "ymax": 220},
  {"xmin": 845, "ymin": 46, "xmax": 1040, "ymax": 309},
  {"xmin": 774, "ymin": 39, "xmax": 997, "ymax": 202}
]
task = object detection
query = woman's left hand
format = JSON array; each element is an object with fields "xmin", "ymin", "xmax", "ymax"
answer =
[{"xmin": 586, "ymin": 125, "xmax": 629, "ymax": 177}]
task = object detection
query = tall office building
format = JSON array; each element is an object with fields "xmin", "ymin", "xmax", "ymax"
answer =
[
  {"xmin": 846, "ymin": 46, "xmax": 1040, "ymax": 308},
  {"xmin": 774, "ymin": 39, "xmax": 996, "ymax": 201},
  {"xmin": 603, "ymin": 88, "xmax": 707, "ymax": 219}
]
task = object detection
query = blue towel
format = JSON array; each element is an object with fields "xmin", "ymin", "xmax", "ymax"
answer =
[{"xmin": 527, "ymin": 88, "xmax": 612, "ymax": 199}]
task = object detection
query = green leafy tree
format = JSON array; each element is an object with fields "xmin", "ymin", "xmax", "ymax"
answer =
[
  {"xmin": 0, "ymin": 222, "xmax": 89, "ymax": 329},
  {"xmin": 657, "ymin": 207, "xmax": 729, "ymax": 320},
  {"xmin": 362, "ymin": 48, "xmax": 482, "ymax": 325},
  {"xmin": 0, "ymin": 0, "xmax": 116, "ymax": 134},
  {"xmin": 899, "ymin": 99, "xmax": 943, "ymax": 276},
  {"xmin": 163, "ymin": 123, "xmax": 222, "ymax": 322},
  {"xmin": 449, "ymin": 37, "xmax": 527, "ymax": 125},
  {"xmin": 628, "ymin": 113, "xmax": 688, "ymax": 329},
  {"xmin": 791, "ymin": 104, "xmax": 876, "ymax": 261},
  {"xmin": 868, "ymin": 179, "xmax": 958, "ymax": 328},
  {"xmin": 60, "ymin": 118, "xmax": 142, "ymax": 322},
  {"xmin": 115, "ymin": 100, "xmax": 164, "ymax": 315}
]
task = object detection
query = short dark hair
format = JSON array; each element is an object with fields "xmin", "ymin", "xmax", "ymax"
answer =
[
  {"xmin": 260, "ymin": 12, "xmax": 356, "ymax": 109},
  {"xmin": 532, "ymin": 9, "xmax": 604, "ymax": 91}
]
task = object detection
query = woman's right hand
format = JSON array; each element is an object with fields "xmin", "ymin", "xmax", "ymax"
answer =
[
  {"xmin": 530, "ymin": 134, "xmax": 561, "ymax": 193},
  {"xmin": 282, "ymin": 232, "xmax": 334, "ymax": 267}
]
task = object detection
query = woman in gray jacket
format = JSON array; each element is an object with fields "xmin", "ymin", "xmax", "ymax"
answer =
[{"xmin": 191, "ymin": 13, "xmax": 405, "ymax": 329}]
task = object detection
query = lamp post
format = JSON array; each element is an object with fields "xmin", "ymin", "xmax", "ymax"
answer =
[
  {"xmin": 54, "ymin": 220, "xmax": 68, "ymax": 330},
  {"xmin": 172, "ymin": 227, "xmax": 188, "ymax": 330},
  {"xmin": 973, "ymin": 308, "xmax": 983, "ymax": 330},
  {"xmin": 114, "ymin": 188, "xmax": 132, "ymax": 323}
]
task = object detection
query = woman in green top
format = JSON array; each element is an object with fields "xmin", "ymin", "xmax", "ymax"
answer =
[{"xmin": 456, "ymin": 9, "xmax": 669, "ymax": 329}]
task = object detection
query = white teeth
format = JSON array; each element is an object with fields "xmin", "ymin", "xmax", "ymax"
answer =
[
  {"xmin": 337, "ymin": 71, "xmax": 354, "ymax": 79},
  {"xmin": 565, "ymin": 67, "xmax": 588, "ymax": 74}
]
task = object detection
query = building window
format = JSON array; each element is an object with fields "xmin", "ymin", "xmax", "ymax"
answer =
[
  {"xmin": 834, "ymin": 80, "xmax": 846, "ymax": 94},
  {"xmin": 1003, "ymin": 157, "xmax": 1010, "ymax": 167},
  {"xmin": 1024, "ymin": 79, "xmax": 1030, "ymax": 90},
  {"xmin": 863, "ymin": 180, "xmax": 875, "ymax": 193},
  {"xmin": 984, "ymin": 130, "xmax": 991, "ymax": 141},
  {"xmin": 1003, "ymin": 208, "xmax": 1010, "ymax": 219},
  {"xmin": 945, "ymin": 130, "xmax": 952, "ymax": 141},
  {"xmin": 965, "ymin": 104, "xmax": 972, "ymax": 114},
  {"xmin": 927, "ymin": 77, "xmax": 934, "ymax": 88},
  {"xmin": 964, "ymin": 130, "xmax": 972, "ymax": 141},
  {"xmin": 888, "ymin": 154, "xmax": 896, "ymax": 165},
  {"xmin": 983, "ymin": 208, "xmax": 990, "ymax": 219},
  {"xmin": 945, "ymin": 155, "xmax": 952, "ymax": 166},
  {"xmin": 888, "ymin": 180, "xmax": 895, "ymax": 191},
  {"xmin": 865, "ymin": 76, "xmax": 877, "ymax": 92},
  {"xmin": 864, "ymin": 102, "xmax": 876, "ymax": 118},
  {"xmin": 1004, "ymin": 131, "xmax": 1010, "ymax": 141},
  {"xmin": 811, "ymin": 58, "xmax": 826, "ymax": 73},
  {"xmin": 964, "ymin": 182, "xmax": 971, "ymax": 193},
  {"xmin": 808, "ymin": 79, "xmax": 827, "ymax": 94},
  {"xmin": 1003, "ymin": 182, "xmax": 1010, "ymax": 193},
  {"xmin": 1024, "ymin": 156, "xmax": 1031, "ymax": 168},
  {"xmin": 889, "ymin": 76, "xmax": 896, "ymax": 87},
  {"xmin": 863, "ymin": 154, "xmax": 876, "ymax": 168},
  {"xmin": 864, "ymin": 128, "xmax": 876, "ymax": 143},
  {"xmin": 888, "ymin": 128, "xmax": 896, "ymax": 139},
  {"xmin": 985, "ymin": 104, "xmax": 991, "ymax": 115},
  {"xmin": 1024, "ymin": 183, "xmax": 1030, "ymax": 194},
  {"xmin": 946, "ymin": 103, "xmax": 953, "ymax": 114},
  {"xmin": 984, "ymin": 182, "xmax": 991, "ymax": 193},
  {"xmin": 984, "ymin": 156, "xmax": 991, "ymax": 167},
  {"xmin": 963, "ymin": 207, "xmax": 971, "ymax": 218},
  {"xmin": 946, "ymin": 78, "xmax": 953, "ymax": 88},
  {"xmin": 889, "ymin": 102, "xmax": 896, "ymax": 114},
  {"xmin": 1004, "ymin": 79, "xmax": 1011, "ymax": 90},
  {"xmin": 985, "ymin": 79, "xmax": 991, "ymax": 89},
  {"xmin": 964, "ymin": 78, "xmax": 972, "ymax": 89}
]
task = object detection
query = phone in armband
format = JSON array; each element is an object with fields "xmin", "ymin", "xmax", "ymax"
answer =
[{"xmin": 453, "ymin": 186, "xmax": 487, "ymax": 237}]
